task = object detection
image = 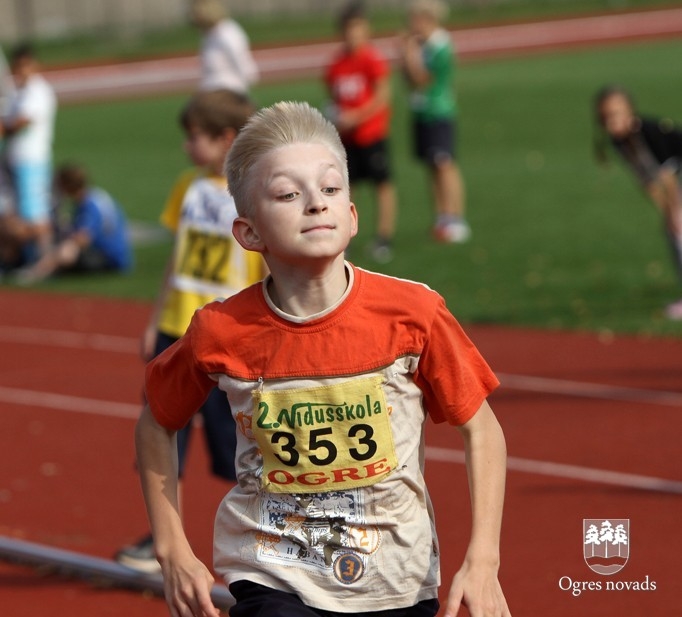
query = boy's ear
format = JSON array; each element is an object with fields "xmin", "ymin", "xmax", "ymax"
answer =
[
  {"xmin": 349, "ymin": 202, "xmax": 359, "ymax": 239},
  {"xmin": 232, "ymin": 217, "xmax": 265, "ymax": 253}
]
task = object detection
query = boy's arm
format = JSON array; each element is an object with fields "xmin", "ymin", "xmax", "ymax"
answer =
[
  {"xmin": 135, "ymin": 405, "xmax": 220, "ymax": 617},
  {"xmin": 337, "ymin": 75, "xmax": 390, "ymax": 132},
  {"xmin": 399, "ymin": 35, "xmax": 431, "ymax": 89},
  {"xmin": 141, "ymin": 252, "xmax": 175, "ymax": 360},
  {"xmin": 445, "ymin": 400, "xmax": 511, "ymax": 617}
]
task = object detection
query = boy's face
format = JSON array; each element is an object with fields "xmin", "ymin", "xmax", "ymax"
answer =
[
  {"xmin": 11, "ymin": 56, "xmax": 36, "ymax": 87},
  {"xmin": 241, "ymin": 142, "xmax": 357, "ymax": 265},
  {"xmin": 343, "ymin": 17, "xmax": 370, "ymax": 51},
  {"xmin": 184, "ymin": 125, "xmax": 231, "ymax": 171},
  {"xmin": 408, "ymin": 11, "xmax": 434, "ymax": 40}
]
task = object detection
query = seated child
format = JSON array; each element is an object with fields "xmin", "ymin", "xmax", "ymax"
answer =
[{"xmin": 14, "ymin": 163, "xmax": 132, "ymax": 284}]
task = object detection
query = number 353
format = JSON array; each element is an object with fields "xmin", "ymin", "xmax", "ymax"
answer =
[{"xmin": 271, "ymin": 425, "xmax": 377, "ymax": 467}]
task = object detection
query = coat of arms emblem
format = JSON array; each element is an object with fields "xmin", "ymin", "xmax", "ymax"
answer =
[{"xmin": 583, "ymin": 519, "xmax": 629, "ymax": 575}]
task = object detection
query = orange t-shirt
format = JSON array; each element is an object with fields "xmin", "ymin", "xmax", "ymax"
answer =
[{"xmin": 145, "ymin": 264, "xmax": 498, "ymax": 613}]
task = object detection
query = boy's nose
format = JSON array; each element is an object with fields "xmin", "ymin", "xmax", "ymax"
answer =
[{"xmin": 306, "ymin": 194, "xmax": 328, "ymax": 213}]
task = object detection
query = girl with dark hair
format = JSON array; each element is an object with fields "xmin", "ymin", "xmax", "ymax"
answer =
[{"xmin": 594, "ymin": 85, "xmax": 682, "ymax": 319}]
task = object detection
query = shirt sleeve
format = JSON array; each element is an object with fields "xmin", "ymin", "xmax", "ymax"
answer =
[
  {"xmin": 220, "ymin": 21, "xmax": 259, "ymax": 85},
  {"xmin": 414, "ymin": 298, "xmax": 499, "ymax": 426},
  {"xmin": 144, "ymin": 323, "xmax": 217, "ymax": 431},
  {"xmin": 72, "ymin": 200, "xmax": 99, "ymax": 239},
  {"xmin": 159, "ymin": 168, "xmax": 198, "ymax": 232},
  {"xmin": 368, "ymin": 49, "xmax": 389, "ymax": 82}
]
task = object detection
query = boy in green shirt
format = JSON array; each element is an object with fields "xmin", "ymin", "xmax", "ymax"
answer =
[{"xmin": 400, "ymin": 0, "xmax": 470, "ymax": 243}]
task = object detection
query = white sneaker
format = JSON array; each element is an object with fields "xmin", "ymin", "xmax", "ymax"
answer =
[{"xmin": 433, "ymin": 220, "xmax": 471, "ymax": 244}]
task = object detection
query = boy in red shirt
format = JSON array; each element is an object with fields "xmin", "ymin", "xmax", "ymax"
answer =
[{"xmin": 325, "ymin": 1, "xmax": 397, "ymax": 263}]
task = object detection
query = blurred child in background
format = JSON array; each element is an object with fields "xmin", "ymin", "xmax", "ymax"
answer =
[
  {"xmin": 594, "ymin": 85, "xmax": 682, "ymax": 320},
  {"xmin": 13, "ymin": 163, "xmax": 132, "ymax": 284},
  {"xmin": 190, "ymin": 0, "xmax": 259, "ymax": 99},
  {"xmin": 325, "ymin": 0, "xmax": 397, "ymax": 263},
  {"xmin": 0, "ymin": 43, "xmax": 57, "ymax": 268},
  {"xmin": 0, "ymin": 46, "xmax": 13, "ymax": 114},
  {"xmin": 115, "ymin": 89, "xmax": 266, "ymax": 572},
  {"xmin": 399, "ymin": 0, "xmax": 469, "ymax": 244}
]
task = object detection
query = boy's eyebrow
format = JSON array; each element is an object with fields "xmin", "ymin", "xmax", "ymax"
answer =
[{"xmin": 267, "ymin": 162, "xmax": 342, "ymax": 182}]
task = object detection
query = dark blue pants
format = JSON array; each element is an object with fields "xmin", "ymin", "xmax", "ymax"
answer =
[{"xmin": 155, "ymin": 331, "xmax": 237, "ymax": 481}]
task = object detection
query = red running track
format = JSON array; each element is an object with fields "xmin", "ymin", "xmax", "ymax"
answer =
[{"xmin": 0, "ymin": 289, "xmax": 680, "ymax": 616}]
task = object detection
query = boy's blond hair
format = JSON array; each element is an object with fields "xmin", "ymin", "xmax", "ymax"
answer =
[
  {"xmin": 225, "ymin": 101, "xmax": 348, "ymax": 217},
  {"xmin": 409, "ymin": 0, "xmax": 449, "ymax": 23}
]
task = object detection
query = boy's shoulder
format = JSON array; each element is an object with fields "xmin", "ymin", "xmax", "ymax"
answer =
[
  {"xmin": 193, "ymin": 282, "xmax": 265, "ymax": 326},
  {"xmin": 191, "ymin": 267, "xmax": 443, "ymax": 330},
  {"xmin": 355, "ymin": 266, "xmax": 444, "ymax": 316}
]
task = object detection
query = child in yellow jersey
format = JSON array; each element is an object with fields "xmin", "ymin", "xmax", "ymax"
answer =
[
  {"xmin": 135, "ymin": 102, "xmax": 511, "ymax": 617},
  {"xmin": 115, "ymin": 89, "xmax": 265, "ymax": 573}
]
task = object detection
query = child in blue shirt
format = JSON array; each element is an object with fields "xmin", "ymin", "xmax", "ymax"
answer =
[{"xmin": 14, "ymin": 163, "xmax": 132, "ymax": 284}]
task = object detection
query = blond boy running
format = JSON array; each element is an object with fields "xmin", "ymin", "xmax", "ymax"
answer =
[{"xmin": 135, "ymin": 101, "xmax": 511, "ymax": 617}]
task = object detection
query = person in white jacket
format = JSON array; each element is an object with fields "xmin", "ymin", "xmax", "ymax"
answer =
[{"xmin": 190, "ymin": 0, "xmax": 259, "ymax": 98}]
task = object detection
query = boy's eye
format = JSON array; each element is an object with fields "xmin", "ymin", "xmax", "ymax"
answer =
[
  {"xmin": 322, "ymin": 187, "xmax": 340, "ymax": 195},
  {"xmin": 279, "ymin": 192, "xmax": 297, "ymax": 200}
]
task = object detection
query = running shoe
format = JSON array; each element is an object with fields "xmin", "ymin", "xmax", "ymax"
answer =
[
  {"xmin": 114, "ymin": 533, "xmax": 161, "ymax": 573},
  {"xmin": 432, "ymin": 219, "xmax": 471, "ymax": 244},
  {"xmin": 367, "ymin": 238, "xmax": 394, "ymax": 264}
]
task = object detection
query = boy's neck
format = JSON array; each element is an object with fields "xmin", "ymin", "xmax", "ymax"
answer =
[{"xmin": 266, "ymin": 256, "xmax": 350, "ymax": 319}]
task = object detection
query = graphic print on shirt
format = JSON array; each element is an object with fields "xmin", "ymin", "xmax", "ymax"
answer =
[
  {"xmin": 255, "ymin": 488, "xmax": 380, "ymax": 581},
  {"xmin": 252, "ymin": 375, "xmax": 398, "ymax": 494},
  {"xmin": 332, "ymin": 73, "xmax": 367, "ymax": 103}
]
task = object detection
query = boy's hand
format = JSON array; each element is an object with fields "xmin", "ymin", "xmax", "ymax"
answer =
[
  {"xmin": 445, "ymin": 560, "xmax": 511, "ymax": 617},
  {"xmin": 160, "ymin": 552, "xmax": 220, "ymax": 617}
]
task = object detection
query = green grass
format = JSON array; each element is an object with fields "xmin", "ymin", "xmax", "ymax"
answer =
[{"xmin": 13, "ymin": 38, "xmax": 682, "ymax": 337}]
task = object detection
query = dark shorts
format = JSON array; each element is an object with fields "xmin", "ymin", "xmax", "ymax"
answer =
[
  {"xmin": 229, "ymin": 580, "xmax": 439, "ymax": 617},
  {"xmin": 414, "ymin": 118, "xmax": 458, "ymax": 166},
  {"xmin": 154, "ymin": 331, "xmax": 237, "ymax": 481},
  {"xmin": 73, "ymin": 245, "xmax": 115, "ymax": 272},
  {"xmin": 346, "ymin": 139, "xmax": 392, "ymax": 184}
]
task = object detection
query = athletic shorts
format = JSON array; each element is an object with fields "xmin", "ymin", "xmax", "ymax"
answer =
[
  {"xmin": 413, "ymin": 119, "xmax": 458, "ymax": 166},
  {"xmin": 13, "ymin": 161, "xmax": 52, "ymax": 222},
  {"xmin": 229, "ymin": 580, "xmax": 440, "ymax": 617},
  {"xmin": 72, "ymin": 245, "xmax": 115, "ymax": 272},
  {"xmin": 154, "ymin": 331, "xmax": 237, "ymax": 481},
  {"xmin": 346, "ymin": 139, "xmax": 391, "ymax": 184}
]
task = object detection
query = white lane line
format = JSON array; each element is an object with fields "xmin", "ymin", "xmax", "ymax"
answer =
[
  {"xmin": 1, "ymin": 386, "xmax": 678, "ymax": 493},
  {"xmin": 497, "ymin": 373, "xmax": 682, "ymax": 407},
  {"xmin": 1, "ymin": 325, "xmax": 680, "ymax": 407},
  {"xmin": 425, "ymin": 446, "xmax": 682, "ymax": 495},
  {"xmin": 0, "ymin": 325, "xmax": 138, "ymax": 354},
  {"xmin": 0, "ymin": 386, "xmax": 140, "ymax": 419}
]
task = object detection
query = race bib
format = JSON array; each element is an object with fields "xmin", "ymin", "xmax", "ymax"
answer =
[
  {"xmin": 253, "ymin": 376, "xmax": 397, "ymax": 494},
  {"xmin": 176, "ymin": 228, "xmax": 233, "ymax": 284}
]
